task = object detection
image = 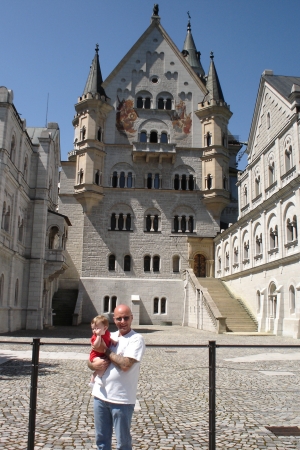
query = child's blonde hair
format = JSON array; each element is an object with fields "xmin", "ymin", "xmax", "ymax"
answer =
[{"xmin": 91, "ymin": 315, "xmax": 109, "ymax": 328}]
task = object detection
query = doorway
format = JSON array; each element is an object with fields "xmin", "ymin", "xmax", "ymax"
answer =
[{"xmin": 194, "ymin": 254, "xmax": 206, "ymax": 277}]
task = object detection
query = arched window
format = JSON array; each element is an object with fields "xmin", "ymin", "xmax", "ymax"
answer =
[
  {"xmin": 268, "ymin": 283, "xmax": 277, "ymax": 318},
  {"xmin": 269, "ymin": 226, "xmax": 278, "ymax": 249},
  {"xmin": 24, "ymin": 155, "xmax": 28, "ymax": 181},
  {"xmin": 10, "ymin": 134, "xmax": 16, "ymax": 162},
  {"xmin": 147, "ymin": 173, "xmax": 152, "ymax": 189},
  {"xmin": 173, "ymin": 255, "xmax": 180, "ymax": 273},
  {"xmin": 110, "ymin": 213, "xmax": 116, "ymax": 231},
  {"xmin": 119, "ymin": 172, "xmax": 125, "ymax": 188},
  {"xmin": 78, "ymin": 169, "xmax": 84, "ymax": 184},
  {"xmin": 256, "ymin": 234, "xmax": 262, "ymax": 255},
  {"xmin": 181, "ymin": 174, "xmax": 187, "ymax": 191},
  {"xmin": 206, "ymin": 132, "xmax": 211, "ymax": 147},
  {"xmin": 255, "ymin": 175, "xmax": 260, "ymax": 197},
  {"xmin": 144, "ymin": 97, "xmax": 151, "ymax": 109},
  {"xmin": 112, "ymin": 171, "xmax": 118, "ymax": 188},
  {"xmin": 160, "ymin": 132, "xmax": 168, "ymax": 143},
  {"xmin": 188, "ymin": 216, "xmax": 194, "ymax": 233},
  {"xmin": 125, "ymin": 214, "xmax": 131, "ymax": 231},
  {"xmin": 117, "ymin": 213, "xmax": 124, "ymax": 231},
  {"xmin": 150, "ymin": 131, "xmax": 158, "ymax": 143},
  {"xmin": 103, "ymin": 296, "xmax": 110, "ymax": 312},
  {"xmin": 285, "ymin": 143, "xmax": 293, "ymax": 172},
  {"xmin": 0, "ymin": 274, "xmax": 4, "ymax": 305},
  {"xmin": 108, "ymin": 254, "xmax": 116, "ymax": 271},
  {"xmin": 111, "ymin": 296, "xmax": 117, "ymax": 311},
  {"xmin": 14, "ymin": 279, "xmax": 19, "ymax": 305},
  {"xmin": 234, "ymin": 246, "xmax": 238, "ymax": 264},
  {"xmin": 166, "ymin": 99, "xmax": 172, "ymax": 110},
  {"xmin": 97, "ymin": 127, "xmax": 102, "ymax": 141},
  {"xmin": 269, "ymin": 162, "xmax": 275, "ymax": 185},
  {"xmin": 127, "ymin": 172, "xmax": 133, "ymax": 188},
  {"xmin": 188, "ymin": 175, "xmax": 194, "ymax": 191},
  {"xmin": 144, "ymin": 255, "xmax": 151, "ymax": 272},
  {"xmin": 174, "ymin": 216, "xmax": 179, "ymax": 233},
  {"xmin": 244, "ymin": 240, "xmax": 249, "ymax": 259},
  {"xmin": 174, "ymin": 174, "xmax": 180, "ymax": 190},
  {"xmin": 290, "ymin": 285, "xmax": 296, "ymax": 313},
  {"xmin": 145, "ymin": 214, "xmax": 159, "ymax": 232},
  {"xmin": 48, "ymin": 226, "xmax": 59, "ymax": 249},
  {"xmin": 161, "ymin": 297, "xmax": 166, "ymax": 313},
  {"xmin": 287, "ymin": 216, "xmax": 297, "ymax": 242},
  {"xmin": 181, "ymin": 215, "xmax": 186, "ymax": 233},
  {"xmin": 244, "ymin": 185, "xmax": 248, "ymax": 206},
  {"xmin": 207, "ymin": 174, "xmax": 212, "ymax": 190},
  {"xmin": 140, "ymin": 131, "xmax": 147, "ymax": 142},
  {"xmin": 153, "ymin": 255, "xmax": 160, "ymax": 272},
  {"xmin": 81, "ymin": 127, "xmax": 86, "ymax": 141},
  {"xmin": 267, "ymin": 112, "xmax": 271, "ymax": 129},
  {"xmin": 137, "ymin": 97, "xmax": 143, "ymax": 108},
  {"xmin": 157, "ymin": 98, "xmax": 164, "ymax": 109},
  {"xmin": 95, "ymin": 170, "xmax": 100, "ymax": 185},
  {"xmin": 153, "ymin": 297, "xmax": 167, "ymax": 314},
  {"xmin": 153, "ymin": 173, "xmax": 160, "ymax": 189},
  {"xmin": 1, "ymin": 202, "xmax": 6, "ymax": 230},
  {"xmin": 124, "ymin": 255, "xmax": 131, "ymax": 272},
  {"xmin": 18, "ymin": 217, "xmax": 24, "ymax": 243},
  {"xmin": 256, "ymin": 290, "xmax": 261, "ymax": 313}
]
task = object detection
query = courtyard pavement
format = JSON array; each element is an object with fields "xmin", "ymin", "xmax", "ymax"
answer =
[{"xmin": 1, "ymin": 324, "xmax": 300, "ymax": 449}]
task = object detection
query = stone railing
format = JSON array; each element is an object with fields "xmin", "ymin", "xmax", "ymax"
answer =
[
  {"xmin": 185, "ymin": 269, "xmax": 227, "ymax": 333},
  {"xmin": 72, "ymin": 290, "xmax": 83, "ymax": 326}
]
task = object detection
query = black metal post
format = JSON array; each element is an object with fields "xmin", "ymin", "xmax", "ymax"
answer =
[
  {"xmin": 27, "ymin": 338, "xmax": 40, "ymax": 450},
  {"xmin": 209, "ymin": 340, "xmax": 216, "ymax": 450}
]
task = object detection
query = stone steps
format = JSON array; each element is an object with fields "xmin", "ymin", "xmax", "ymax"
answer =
[
  {"xmin": 198, "ymin": 278, "xmax": 257, "ymax": 332},
  {"xmin": 52, "ymin": 289, "xmax": 78, "ymax": 326}
]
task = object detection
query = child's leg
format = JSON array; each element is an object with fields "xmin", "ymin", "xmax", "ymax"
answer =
[{"xmin": 90, "ymin": 356, "xmax": 102, "ymax": 383}]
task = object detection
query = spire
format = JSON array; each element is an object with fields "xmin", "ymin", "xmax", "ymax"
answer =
[
  {"xmin": 182, "ymin": 13, "xmax": 205, "ymax": 78},
  {"xmin": 206, "ymin": 52, "xmax": 225, "ymax": 103},
  {"xmin": 83, "ymin": 44, "xmax": 107, "ymax": 99}
]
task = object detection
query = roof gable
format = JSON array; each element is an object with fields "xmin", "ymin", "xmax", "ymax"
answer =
[{"xmin": 102, "ymin": 18, "xmax": 207, "ymax": 95}]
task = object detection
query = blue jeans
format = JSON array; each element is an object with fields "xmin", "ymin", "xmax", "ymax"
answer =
[{"xmin": 94, "ymin": 397, "xmax": 135, "ymax": 450}]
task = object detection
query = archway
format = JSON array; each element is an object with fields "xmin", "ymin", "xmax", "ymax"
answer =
[{"xmin": 194, "ymin": 254, "xmax": 206, "ymax": 277}]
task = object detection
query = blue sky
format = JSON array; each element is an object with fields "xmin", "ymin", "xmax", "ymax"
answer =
[{"xmin": 2, "ymin": 0, "xmax": 300, "ymax": 168}]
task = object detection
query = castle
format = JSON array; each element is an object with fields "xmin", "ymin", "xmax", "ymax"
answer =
[{"xmin": 1, "ymin": 6, "xmax": 300, "ymax": 338}]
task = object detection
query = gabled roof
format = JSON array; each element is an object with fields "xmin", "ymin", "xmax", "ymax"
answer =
[
  {"xmin": 264, "ymin": 74, "xmax": 300, "ymax": 103},
  {"xmin": 247, "ymin": 72, "xmax": 300, "ymax": 154},
  {"xmin": 83, "ymin": 44, "xmax": 108, "ymax": 99},
  {"xmin": 102, "ymin": 16, "xmax": 208, "ymax": 96},
  {"xmin": 206, "ymin": 52, "xmax": 225, "ymax": 103},
  {"xmin": 182, "ymin": 19, "xmax": 205, "ymax": 78}
]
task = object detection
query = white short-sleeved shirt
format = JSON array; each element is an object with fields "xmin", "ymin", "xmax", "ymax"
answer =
[{"xmin": 92, "ymin": 329, "xmax": 145, "ymax": 404}]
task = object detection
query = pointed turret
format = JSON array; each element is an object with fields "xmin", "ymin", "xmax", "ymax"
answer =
[
  {"xmin": 206, "ymin": 52, "xmax": 225, "ymax": 103},
  {"xmin": 83, "ymin": 44, "xmax": 108, "ymax": 99},
  {"xmin": 182, "ymin": 16, "xmax": 205, "ymax": 78}
]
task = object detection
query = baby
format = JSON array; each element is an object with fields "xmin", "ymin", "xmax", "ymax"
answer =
[{"xmin": 89, "ymin": 315, "xmax": 111, "ymax": 386}]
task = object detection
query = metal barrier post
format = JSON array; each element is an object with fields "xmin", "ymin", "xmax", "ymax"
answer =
[
  {"xmin": 27, "ymin": 338, "xmax": 40, "ymax": 450},
  {"xmin": 209, "ymin": 340, "xmax": 216, "ymax": 450}
]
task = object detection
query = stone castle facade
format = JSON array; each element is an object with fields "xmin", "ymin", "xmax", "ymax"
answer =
[{"xmin": 1, "ymin": 7, "xmax": 300, "ymax": 338}]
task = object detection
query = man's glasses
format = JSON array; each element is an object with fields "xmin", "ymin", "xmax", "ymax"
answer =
[{"xmin": 115, "ymin": 316, "xmax": 130, "ymax": 322}]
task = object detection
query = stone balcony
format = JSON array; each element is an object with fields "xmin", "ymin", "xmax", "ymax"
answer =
[{"xmin": 132, "ymin": 141, "xmax": 176, "ymax": 163}]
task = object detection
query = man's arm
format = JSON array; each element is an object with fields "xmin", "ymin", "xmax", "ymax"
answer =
[
  {"xmin": 92, "ymin": 338, "xmax": 137, "ymax": 372},
  {"xmin": 87, "ymin": 357, "xmax": 110, "ymax": 376},
  {"xmin": 104, "ymin": 347, "xmax": 137, "ymax": 372}
]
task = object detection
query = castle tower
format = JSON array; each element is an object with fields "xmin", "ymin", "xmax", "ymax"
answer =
[
  {"xmin": 182, "ymin": 15, "xmax": 205, "ymax": 80},
  {"xmin": 72, "ymin": 44, "xmax": 113, "ymax": 213},
  {"xmin": 195, "ymin": 52, "xmax": 233, "ymax": 221}
]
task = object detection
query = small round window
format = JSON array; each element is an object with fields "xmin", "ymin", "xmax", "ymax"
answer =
[{"xmin": 151, "ymin": 76, "xmax": 159, "ymax": 84}]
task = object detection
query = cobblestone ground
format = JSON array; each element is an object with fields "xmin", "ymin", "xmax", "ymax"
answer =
[{"xmin": 1, "ymin": 325, "xmax": 300, "ymax": 449}]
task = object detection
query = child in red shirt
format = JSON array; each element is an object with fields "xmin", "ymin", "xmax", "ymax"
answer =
[{"xmin": 89, "ymin": 315, "xmax": 111, "ymax": 386}]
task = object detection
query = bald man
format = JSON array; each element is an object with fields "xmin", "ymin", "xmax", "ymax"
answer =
[{"xmin": 88, "ymin": 304, "xmax": 145, "ymax": 450}]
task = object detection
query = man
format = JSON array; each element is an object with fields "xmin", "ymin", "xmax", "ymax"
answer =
[{"xmin": 88, "ymin": 304, "xmax": 145, "ymax": 450}]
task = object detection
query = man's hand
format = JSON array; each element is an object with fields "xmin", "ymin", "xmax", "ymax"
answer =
[{"xmin": 87, "ymin": 358, "xmax": 110, "ymax": 377}]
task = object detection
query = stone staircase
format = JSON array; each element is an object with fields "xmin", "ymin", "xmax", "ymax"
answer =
[
  {"xmin": 52, "ymin": 289, "xmax": 78, "ymax": 326},
  {"xmin": 198, "ymin": 278, "xmax": 257, "ymax": 332}
]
